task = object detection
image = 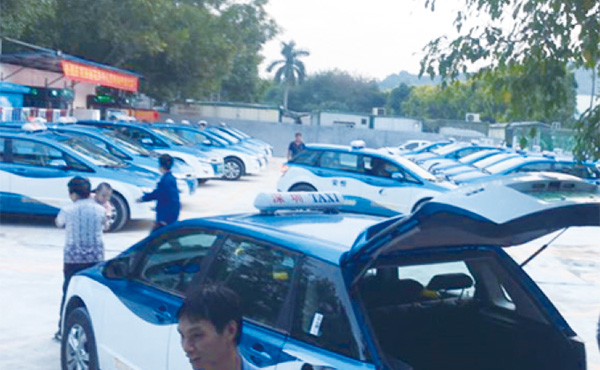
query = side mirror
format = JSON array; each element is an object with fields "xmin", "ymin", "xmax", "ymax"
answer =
[
  {"xmin": 102, "ymin": 256, "xmax": 131, "ymax": 279},
  {"xmin": 49, "ymin": 159, "xmax": 67, "ymax": 168},
  {"xmin": 391, "ymin": 172, "xmax": 405, "ymax": 181}
]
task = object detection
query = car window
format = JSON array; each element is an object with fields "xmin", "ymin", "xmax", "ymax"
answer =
[
  {"xmin": 135, "ymin": 229, "xmax": 222, "ymax": 294},
  {"xmin": 364, "ymin": 155, "xmax": 419, "ymax": 183},
  {"xmin": 0, "ymin": 138, "xmax": 4, "ymax": 162},
  {"xmin": 204, "ymin": 236, "xmax": 298, "ymax": 328},
  {"xmin": 292, "ymin": 257, "xmax": 367, "ymax": 360},
  {"xmin": 513, "ymin": 162, "xmax": 553, "ymax": 173},
  {"xmin": 320, "ymin": 151, "xmax": 361, "ymax": 172},
  {"xmin": 555, "ymin": 162, "xmax": 599, "ymax": 179},
  {"xmin": 117, "ymin": 127, "xmax": 167, "ymax": 148},
  {"xmin": 290, "ymin": 149, "xmax": 319, "ymax": 165},
  {"xmin": 11, "ymin": 139, "xmax": 64, "ymax": 167}
]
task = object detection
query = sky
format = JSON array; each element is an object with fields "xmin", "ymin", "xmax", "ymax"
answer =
[{"xmin": 260, "ymin": 0, "xmax": 463, "ymax": 81}]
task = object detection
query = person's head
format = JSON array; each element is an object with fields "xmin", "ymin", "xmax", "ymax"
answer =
[
  {"xmin": 295, "ymin": 132, "xmax": 303, "ymax": 142},
  {"xmin": 94, "ymin": 182, "xmax": 113, "ymax": 205},
  {"xmin": 197, "ymin": 120, "xmax": 207, "ymax": 129},
  {"xmin": 68, "ymin": 176, "xmax": 91, "ymax": 201},
  {"xmin": 178, "ymin": 284, "xmax": 243, "ymax": 370},
  {"xmin": 159, "ymin": 154, "xmax": 174, "ymax": 173}
]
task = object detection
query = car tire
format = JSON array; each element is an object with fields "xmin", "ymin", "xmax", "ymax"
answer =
[
  {"xmin": 61, "ymin": 307, "xmax": 99, "ymax": 370},
  {"xmin": 224, "ymin": 158, "xmax": 244, "ymax": 181},
  {"xmin": 411, "ymin": 198, "xmax": 432, "ymax": 213},
  {"xmin": 289, "ymin": 183, "xmax": 317, "ymax": 192},
  {"xmin": 107, "ymin": 193, "xmax": 129, "ymax": 232}
]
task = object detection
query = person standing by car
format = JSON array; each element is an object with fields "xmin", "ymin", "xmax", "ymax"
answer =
[
  {"xmin": 178, "ymin": 284, "xmax": 259, "ymax": 370},
  {"xmin": 55, "ymin": 176, "xmax": 106, "ymax": 340},
  {"xmin": 287, "ymin": 132, "xmax": 305, "ymax": 160},
  {"xmin": 137, "ymin": 154, "xmax": 180, "ymax": 232}
]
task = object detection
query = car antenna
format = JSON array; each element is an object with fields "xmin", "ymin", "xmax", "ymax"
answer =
[{"xmin": 520, "ymin": 228, "xmax": 568, "ymax": 267}]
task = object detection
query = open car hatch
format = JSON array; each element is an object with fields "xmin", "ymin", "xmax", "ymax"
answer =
[{"xmin": 343, "ymin": 173, "xmax": 600, "ymax": 270}]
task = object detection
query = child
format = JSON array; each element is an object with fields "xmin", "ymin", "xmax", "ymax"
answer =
[{"xmin": 94, "ymin": 182, "xmax": 113, "ymax": 231}]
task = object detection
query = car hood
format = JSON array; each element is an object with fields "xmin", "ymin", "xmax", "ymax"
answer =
[{"xmin": 342, "ymin": 173, "xmax": 600, "ymax": 271}]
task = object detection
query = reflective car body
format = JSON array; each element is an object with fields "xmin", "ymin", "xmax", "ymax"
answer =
[
  {"xmin": 75, "ymin": 120, "xmax": 225, "ymax": 183},
  {"xmin": 209, "ymin": 125, "xmax": 273, "ymax": 160},
  {"xmin": 151, "ymin": 123, "xmax": 264, "ymax": 181},
  {"xmin": 205, "ymin": 126, "xmax": 270, "ymax": 164},
  {"xmin": 61, "ymin": 175, "xmax": 600, "ymax": 369},
  {"xmin": 277, "ymin": 143, "xmax": 456, "ymax": 215},
  {"xmin": 0, "ymin": 128, "xmax": 157, "ymax": 231},
  {"xmin": 48, "ymin": 125, "xmax": 198, "ymax": 198}
]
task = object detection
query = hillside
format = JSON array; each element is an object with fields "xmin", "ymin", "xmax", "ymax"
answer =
[{"xmin": 380, "ymin": 68, "xmax": 597, "ymax": 95}]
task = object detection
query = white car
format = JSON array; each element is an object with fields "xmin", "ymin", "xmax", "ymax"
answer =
[{"xmin": 277, "ymin": 142, "xmax": 456, "ymax": 215}]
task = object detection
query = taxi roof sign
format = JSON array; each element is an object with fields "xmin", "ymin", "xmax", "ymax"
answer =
[{"xmin": 254, "ymin": 192, "xmax": 344, "ymax": 214}]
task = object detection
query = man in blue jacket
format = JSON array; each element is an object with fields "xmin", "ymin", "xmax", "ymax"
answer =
[{"xmin": 137, "ymin": 154, "xmax": 180, "ymax": 232}]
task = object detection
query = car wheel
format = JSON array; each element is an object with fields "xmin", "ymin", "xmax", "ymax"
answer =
[
  {"xmin": 411, "ymin": 198, "xmax": 432, "ymax": 213},
  {"xmin": 107, "ymin": 193, "xmax": 129, "ymax": 232},
  {"xmin": 224, "ymin": 158, "xmax": 244, "ymax": 181},
  {"xmin": 61, "ymin": 307, "xmax": 99, "ymax": 370},
  {"xmin": 289, "ymin": 183, "xmax": 317, "ymax": 192}
]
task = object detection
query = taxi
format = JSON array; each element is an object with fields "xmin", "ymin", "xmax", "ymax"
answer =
[
  {"xmin": 277, "ymin": 141, "xmax": 456, "ymax": 215},
  {"xmin": 61, "ymin": 173, "xmax": 599, "ymax": 369},
  {"xmin": 0, "ymin": 124, "xmax": 157, "ymax": 231}
]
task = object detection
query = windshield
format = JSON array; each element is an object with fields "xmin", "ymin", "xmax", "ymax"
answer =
[
  {"xmin": 474, "ymin": 153, "xmax": 516, "ymax": 169},
  {"xmin": 59, "ymin": 137, "xmax": 125, "ymax": 167},
  {"xmin": 209, "ymin": 129, "xmax": 240, "ymax": 144},
  {"xmin": 104, "ymin": 131, "xmax": 154, "ymax": 156},
  {"xmin": 151, "ymin": 127, "xmax": 193, "ymax": 146},
  {"xmin": 393, "ymin": 155, "xmax": 437, "ymax": 181},
  {"xmin": 458, "ymin": 149, "xmax": 498, "ymax": 164},
  {"xmin": 485, "ymin": 157, "xmax": 528, "ymax": 174},
  {"xmin": 432, "ymin": 143, "xmax": 464, "ymax": 155}
]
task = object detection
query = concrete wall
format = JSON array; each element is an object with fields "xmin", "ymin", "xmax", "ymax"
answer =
[
  {"xmin": 374, "ymin": 116, "xmax": 422, "ymax": 132},
  {"xmin": 164, "ymin": 113, "xmax": 455, "ymax": 157}
]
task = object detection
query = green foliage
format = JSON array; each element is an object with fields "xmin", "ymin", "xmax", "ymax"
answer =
[
  {"xmin": 2, "ymin": 0, "xmax": 276, "ymax": 104},
  {"xmin": 266, "ymin": 40, "xmax": 309, "ymax": 109},
  {"xmin": 263, "ymin": 70, "xmax": 386, "ymax": 113},
  {"xmin": 385, "ymin": 83, "xmax": 413, "ymax": 116},
  {"xmin": 420, "ymin": 0, "xmax": 599, "ymax": 158}
]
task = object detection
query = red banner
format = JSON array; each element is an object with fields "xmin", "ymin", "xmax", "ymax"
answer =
[{"xmin": 61, "ymin": 60, "xmax": 139, "ymax": 92}]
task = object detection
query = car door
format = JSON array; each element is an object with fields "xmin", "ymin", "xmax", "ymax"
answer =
[
  {"xmin": 279, "ymin": 256, "xmax": 375, "ymax": 369},
  {"xmin": 100, "ymin": 226, "xmax": 223, "ymax": 370},
  {"xmin": 360, "ymin": 155, "xmax": 420, "ymax": 214},
  {"xmin": 0, "ymin": 137, "xmax": 12, "ymax": 211},
  {"xmin": 193, "ymin": 234, "xmax": 301, "ymax": 368},
  {"xmin": 6, "ymin": 138, "xmax": 91, "ymax": 214}
]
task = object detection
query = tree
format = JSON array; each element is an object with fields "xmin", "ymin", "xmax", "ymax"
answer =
[
  {"xmin": 386, "ymin": 83, "xmax": 413, "ymax": 116},
  {"xmin": 420, "ymin": 0, "xmax": 599, "ymax": 158},
  {"xmin": 266, "ymin": 40, "xmax": 309, "ymax": 109}
]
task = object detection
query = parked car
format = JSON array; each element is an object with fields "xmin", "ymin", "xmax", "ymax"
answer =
[
  {"xmin": 48, "ymin": 124, "xmax": 198, "ymax": 198},
  {"xmin": 75, "ymin": 120, "xmax": 224, "ymax": 183},
  {"xmin": 399, "ymin": 139, "xmax": 455, "ymax": 156},
  {"xmin": 209, "ymin": 125, "xmax": 273, "ymax": 159},
  {"xmin": 414, "ymin": 143, "xmax": 500, "ymax": 171},
  {"xmin": 0, "ymin": 126, "xmax": 157, "ymax": 231},
  {"xmin": 60, "ymin": 173, "xmax": 600, "ymax": 370},
  {"xmin": 452, "ymin": 154, "xmax": 600, "ymax": 185},
  {"xmin": 204, "ymin": 126, "xmax": 271, "ymax": 162},
  {"xmin": 443, "ymin": 151, "xmax": 524, "ymax": 179},
  {"xmin": 277, "ymin": 141, "xmax": 456, "ymax": 214},
  {"xmin": 152, "ymin": 123, "xmax": 264, "ymax": 181},
  {"xmin": 429, "ymin": 148, "xmax": 505, "ymax": 173}
]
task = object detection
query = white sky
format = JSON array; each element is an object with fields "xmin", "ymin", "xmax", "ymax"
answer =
[{"xmin": 260, "ymin": 0, "xmax": 463, "ymax": 81}]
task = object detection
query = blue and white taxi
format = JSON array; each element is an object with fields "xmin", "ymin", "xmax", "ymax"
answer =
[
  {"xmin": 277, "ymin": 141, "xmax": 456, "ymax": 215},
  {"xmin": 61, "ymin": 173, "xmax": 599, "ymax": 370},
  {"xmin": 0, "ymin": 125, "xmax": 157, "ymax": 231}
]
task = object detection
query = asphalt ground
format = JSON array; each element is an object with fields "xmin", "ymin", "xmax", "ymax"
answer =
[{"xmin": 1, "ymin": 156, "xmax": 599, "ymax": 369}]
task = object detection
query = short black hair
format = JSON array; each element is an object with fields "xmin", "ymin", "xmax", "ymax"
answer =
[
  {"xmin": 159, "ymin": 154, "xmax": 174, "ymax": 170},
  {"xmin": 94, "ymin": 182, "xmax": 112, "ymax": 193},
  {"xmin": 178, "ymin": 284, "xmax": 242, "ymax": 345},
  {"xmin": 68, "ymin": 176, "xmax": 91, "ymax": 198}
]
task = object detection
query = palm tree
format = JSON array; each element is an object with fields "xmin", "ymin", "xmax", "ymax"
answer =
[{"xmin": 266, "ymin": 40, "xmax": 309, "ymax": 110}]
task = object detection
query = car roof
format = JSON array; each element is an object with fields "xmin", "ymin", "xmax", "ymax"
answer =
[{"xmin": 175, "ymin": 211, "xmax": 386, "ymax": 264}]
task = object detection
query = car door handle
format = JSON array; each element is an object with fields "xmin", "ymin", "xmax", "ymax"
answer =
[
  {"xmin": 154, "ymin": 305, "xmax": 173, "ymax": 323},
  {"xmin": 249, "ymin": 343, "xmax": 272, "ymax": 361}
]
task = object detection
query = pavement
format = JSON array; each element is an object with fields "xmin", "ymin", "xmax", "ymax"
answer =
[{"xmin": 1, "ymin": 156, "xmax": 599, "ymax": 369}]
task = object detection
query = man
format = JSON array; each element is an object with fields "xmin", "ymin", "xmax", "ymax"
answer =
[
  {"xmin": 55, "ymin": 176, "xmax": 106, "ymax": 340},
  {"xmin": 137, "ymin": 154, "xmax": 180, "ymax": 232},
  {"xmin": 287, "ymin": 132, "xmax": 305, "ymax": 160},
  {"xmin": 178, "ymin": 284, "xmax": 259, "ymax": 370}
]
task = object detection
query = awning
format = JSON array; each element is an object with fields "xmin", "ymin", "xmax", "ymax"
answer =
[
  {"xmin": 0, "ymin": 81, "xmax": 31, "ymax": 94},
  {"xmin": 0, "ymin": 51, "xmax": 141, "ymax": 92}
]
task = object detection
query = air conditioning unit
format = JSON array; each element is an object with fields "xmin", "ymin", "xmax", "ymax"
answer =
[
  {"xmin": 465, "ymin": 113, "xmax": 481, "ymax": 122},
  {"xmin": 372, "ymin": 107, "xmax": 386, "ymax": 116}
]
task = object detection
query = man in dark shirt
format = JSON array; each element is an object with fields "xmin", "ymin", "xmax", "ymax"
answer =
[
  {"xmin": 287, "ymin": 132, "xmax": 305, "ymax": 160},
  {"xmin": 137, "ymin": 154, "xmax": 180, "ymax": 232}
]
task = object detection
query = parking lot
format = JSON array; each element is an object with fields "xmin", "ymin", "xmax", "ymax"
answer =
[{"xmin": 1, "ymin": 156, "xmax": 600, "ymax": 369}]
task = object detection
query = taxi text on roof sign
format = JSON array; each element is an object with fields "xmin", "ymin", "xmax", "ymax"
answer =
[{"xmin": 254, "ymin": 192, "xmax": 343, "ymax": 213}]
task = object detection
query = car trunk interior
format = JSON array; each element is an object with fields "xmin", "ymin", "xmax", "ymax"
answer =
[{"xmin": 358, "ymin": 254, "xmax": 585, "ymax": 370}]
